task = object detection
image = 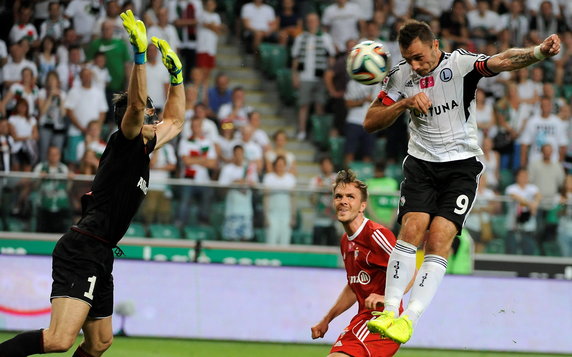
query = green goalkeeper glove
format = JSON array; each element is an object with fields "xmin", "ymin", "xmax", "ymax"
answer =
[
  {"xmin": 151, "ymin": 36, "xmax": 183, "ymax": 85},
  {"xmin": 120, "ymin": 10, "xmax": 147, "ymax": 64}
]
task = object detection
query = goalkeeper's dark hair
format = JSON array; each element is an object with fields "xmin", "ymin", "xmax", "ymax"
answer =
[
  {"xmin": 112, "ymin": 92, "xmax": 153, "ymax": 126},
  {"xmin": 398, "ymin": 19, "xmax": 435, "ymax": 48},
  {"xmin": 332, "ymin": 169, "xmax": 368, "ymax": 202}
]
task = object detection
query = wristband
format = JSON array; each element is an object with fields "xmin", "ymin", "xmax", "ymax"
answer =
[
  {"xmin": 534, "ymin": 45, "xmax": 546, "ymax": 60},
  {"xmin": 170, "ymin": 68, "xmax": 183, "ymax": 85},
  {"xmin": 133, "ymin": 46, "xmax": 147, "ymax": 65}
]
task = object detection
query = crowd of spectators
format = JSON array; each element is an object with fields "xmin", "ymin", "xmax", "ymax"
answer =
[{"xmin": 1, "ymin": 0, "xmax": 572, "ymax": 254}]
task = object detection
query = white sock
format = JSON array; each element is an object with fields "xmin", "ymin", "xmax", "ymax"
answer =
[
  {"xmin": 383, "ymin": 240, "xmax": 417, "ymax": 316},
  {"xmin": 403, "ymin": 254, "xmax": 448, "ymax": 325}
]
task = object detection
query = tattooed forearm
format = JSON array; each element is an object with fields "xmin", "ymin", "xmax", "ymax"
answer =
[{"xmin": 488, "ymin": 47, "xmax": 540, "ymax": 73}]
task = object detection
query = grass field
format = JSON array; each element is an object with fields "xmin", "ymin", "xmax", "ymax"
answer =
[{"xmin": 0, "ymin": 332, "xmax": 565, "ymax": 357}]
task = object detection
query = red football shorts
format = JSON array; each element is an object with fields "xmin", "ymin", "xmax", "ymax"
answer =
[
  {"xmin": 197, "ymin": 53, "xmax": 216, "ymax": 69},
  {"xmin": 330, "ymin": 315, "xmax": 400, "ymax": 357}
]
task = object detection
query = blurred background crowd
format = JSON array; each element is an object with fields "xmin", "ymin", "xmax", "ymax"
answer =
[{"xmin": 1, "ymin": 0, "xmax": 572, "ymax": 258}]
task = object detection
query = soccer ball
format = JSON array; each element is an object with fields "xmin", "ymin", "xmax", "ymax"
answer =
[{"xmin": 346, "ymin": 41, "xmax": 390, "ymax": 85}]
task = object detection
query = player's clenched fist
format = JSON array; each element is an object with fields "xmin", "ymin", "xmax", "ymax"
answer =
[
  {"xmin": 121, "ymin": 10, "xmax": 147, "ymax": 55},
  {"xmin": 151, "ymin": 36, "xmax": 183, "ymax": 85},
  {"xmin": 311, "ymin": 320, "xmax": 329, "ymax": 339},
  {"xmin": 539, "ymin": 34, "xmax": 560, "ymax": 58}
]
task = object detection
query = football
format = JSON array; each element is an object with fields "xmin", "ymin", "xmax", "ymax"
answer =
[{"xmin": 346, "ymin": 41, "xmax": 390, "ymax": 85}]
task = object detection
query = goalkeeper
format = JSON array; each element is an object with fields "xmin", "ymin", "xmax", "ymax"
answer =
[{"xmin": 0, "ymin": 11, "xmax": 185, "ymax": 357}]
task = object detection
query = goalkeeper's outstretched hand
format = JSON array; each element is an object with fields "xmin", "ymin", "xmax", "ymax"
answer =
[
  {"xmin": 151, "ymin": 36, "xmax": 183, "ymax": 85},
  {"xmin": 120, "ymin": 10, "xmax": 147, "ymax": 55}
]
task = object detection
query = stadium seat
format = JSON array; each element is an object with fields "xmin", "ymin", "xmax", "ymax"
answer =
[
  {"xmin": 329, "ymin": 136, "xmax": 346, "ymax": 169},
  {"xmin": 490, "ymin": 215, "xmax": 508, "ymax": 240},
  {"xmin": 5, "ymin": 217, "xmax": 24, "ymax": 232},
  {"xmin": 125, "ymin": 222, "xmax": 147, "ymax": 238},
  {"xmin": 542, "ymin": 241, "xmax": 562, "ymax": 257},
  {"xmin": 291, "ymin": 230, "xmax": 312, "ymax": 245},
  {"xmin": 349, "ymin": 161, "xmax": 375, "ymax": 180},
  {"xmin": 149, "ymin": 224, "xmax": 181, "ymax": 239},
  {"xmin": 258, "ymin": 43, "xmax": 288, "ymax": 79},
  {"xmin": 254, "ymin": 228, "xmax": 266, "ymax": 243},
  {"xmin": 184, "ymin": 225, "xmax": 216, "ymax": 240},
  {"xmin": 310, "ymin": 114, "xmax": 334, "ymax": 149},
  {"xmin": 485, "ymin": 239, "xmax": 505, "ymax": 254},
  {"xmin": 498, "ymin": 169, "xmax": 514, "ymax": 193},
  {"xmin": 276, "ymin": 68, "xmax": 298, "ymax": 105},
  {"xmin": 562, "ymin": 84, "xmax": 572, "ymax": 102}
]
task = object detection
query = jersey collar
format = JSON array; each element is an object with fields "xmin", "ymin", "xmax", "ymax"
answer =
[{"xmin": 347, "ymin": 218, "xmax": 369, "ymax": 241}]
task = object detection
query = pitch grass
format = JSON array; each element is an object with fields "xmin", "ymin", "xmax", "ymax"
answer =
[{"xmin": 0, "ymin": 332, "xmax": 565, "ymax": 356}]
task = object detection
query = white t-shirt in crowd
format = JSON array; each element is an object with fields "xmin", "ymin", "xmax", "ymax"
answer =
[
  {"xmin": 64, "ymin": 85, "xmax": 108, "ymax": 136},
  {"xmin": 197, "ymin": 11, "xmax": 221, "ymax": 55},
  {"xmin": 344, "ymin": 80, "xmax": 377, "ymax": 125},
  {"xmin": 321, "ymin": 2, "xmax": 365, "ymax": 51},
  {"xmin": 8, "ymin": 115, "xmax": 37, "ymax": 153},
  {"xmin": 520, "ymin": 114, "xmax": 568, "ymax": 164},
  {"xmin": 177, "ymin": 136, "xmax": 216, "ymax": 183},
  {"xmin": 146, "ymin": 60, "xmax": 170, "ymax": 110},
  {"xmin": 3, "ymin": 59, "xmax": 38, "ymax": 84},
  {"xmin": 240, "ymin": 3, "xmax": 276, "ymax": 32},
  {"xmin": 64, "ymin": 0, "xmax": 99, "ymax": 43},
  {"xmin": 148, "ymin": 24, "xmax": 181, "ymax": 53},
  {"xmin": 149, "ymin": 143, "xmax": 177, "ymax": 191}
]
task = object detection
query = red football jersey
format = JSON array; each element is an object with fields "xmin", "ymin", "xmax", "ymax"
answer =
[{"xmin": 340, "ymin": 218, "xmax": 399, "ymax": 318}]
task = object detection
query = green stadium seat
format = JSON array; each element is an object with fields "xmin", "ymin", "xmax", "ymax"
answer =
[
  {"xmin": 125, "ymin": 222, "xmax": 146, "ymax": 238},
  {"xmin": 562, "ymin": 84, "xmax": 572, "ymax": 101},
  {"xmin": 328, "ymin": 136, "xmax": 346, "ymax": 169},
  {"xmin": 310, "ymin": 114, "xmax": 334, "ymax": 149},
  {"xmin": 5, "ymin": 217, "xmax": 24, "ymax": 232},
  {"xmin": 374, "ymin": 138, "xmax": 387, "ymax": 162},
  {"xmin": 258, "ymin": 43, "xmax": 288, "ymax": 79},
  {"xmin": 485, "ymin": 239, "xmax": 505, "ymax": 254},
  {"xmin": 349, "ymin": 161, "xmax": 375, "ymax": 180},
  {"xmin": 184, "ymin": 225, "xmax": 216, "ymax": 240},
  {"xmin": 542, "ymin": 241, "xmax": 562, "ymax": 257},
  {"xmin": 254, "ymin": 228, "xmax": 266, "ymax": 243},
  {"xmin": 291, "ymin": 230, "xmax": 312, "ymax": 245},
  {"xmin": 149, "ymin": 224, "xmax": 181, "ymax": 239},
  {"xmin": 276, "ymin": 68, "xmax": 298, "ymax": 105},
  {"xmin": 499, "ymin": 169, "xmax": 514, "ymax": 193},
  {"xmin": 490, "ymin": 215, "xmax": 508, "ymax": 240},
  {"xmin": 386, "ymin": 163, "xmax": 403, "ymax": 182}
]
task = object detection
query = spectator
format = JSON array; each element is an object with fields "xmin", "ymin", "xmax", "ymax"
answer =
[
  {"xmin": 520, "ymin": 96, "xmax": 567, "ymax": 168},
  {"xmin": 64, "ymin": 68, "xmax": 108, "ymax": 165},
  {"xmin": 146, "ymin": 45, "xmax": 169, "ymax": 112},
  {"xmin": 240, "ymin": 0, "xmax": 278, "ymax": 53},
  {"xmin": 56, "ymin": 45, "xmax": 83, "ymax": 91},
  {"xmin": 69, "ymin": 149, "xmax": 99, "ymax": 222},
  {"xmin": 499, "ymin": 0, "xmax": 529, "ymax": 47},
  {"xmin": 184, "ymin": 84, "xmax": 199, "ymax": 119},
  {"xmin": 475, "ymin": 88, "xmax": 497, "ymax": 143},
  {"xmin": 321, "ymin": 0, "xmax": 365, "ymax": 53},
  {"xmin": 239, "ymin": 124, "xmax": 264, "ymax": 175},
  {"xmin": 529, "ymin": 1, "xmax": 566, "ymax": 44},
  {"xmin": 143, "ymin": 0, "xmax": 166, "ymax": 27},
  {"xmin": 174, "ymin": 0, "xmax": 203, "ymax": 78},
  {"xmin": 87, "ymin": 20, "xmax": 131, "ymax": 96},
  {"xmin": 219, "ymin": 144, "xmax": 258, "ymax": 241},
  {"xmin": 554, "ymin": 30, "xmax": 572, "ymax": 87},
  {"xmin": 324, "ymin": 39, "xmax": 355, "ymax": 135},
  {"xmin": 8, "ymin": 98, "xmax": 39, "ymax": 172},
  {"xmin": 263, "ymin": 155, "xmax": 297, "ymax": 245},
  {"xmin": 480, "ymin": 137, "xmax": 501, "ymax": 191},
  {"xmin": 343, "ymin": 76, "xmax": 377, "ymax": 166},
  {"xmin": 9, "ymin": 6, "xmax": 39, "ymax": 46},
  {"xmin": 188, "ymin": 67, "xmax": 209, "ymax": 106},
  {"xmin": 0, "ymin": 118, "xmax": 13, "ymax": 175},
  {"xmin": 35, "ymin": 36, "xmax": 58, "ymax": 86},
  {"xmin": 37, "ymin": 70, "xmax": 67, "ymax": 162},
  {"xmin": 75, "ymin": 120, "xmax": 106, "ymax": 166},
  {"xmin": 0, "ymin": 39, "xmax": 6, "ymax": 87},
  {"xmin": 559, "ymin": 103, "xmax": 572, "ymax": 172},
  {"xmin": 495, "ymin": 82, "xmax": 533, "ymax": 171},
  {"xmin": 291, "ymin": 12, "xmax": 336, "ymax": 141},
  {"xmin": 1, "ymin": 67, "xmax": 39, "ymax": 118},
  {"xmin": 177, "ymin": 116, "xmax": 218, "ymax": 226},
  {"xmin": 365, "ymin": 161, "xmax": 399, "ymax": 230},
  {"xmin": 148, "ymin": 8, "xmax": 181, "ymax": 54},
  {"xmin": 87, "ymin": 52, "xmax": 112, "ymax": 97},
  {"xmin": 308, "ymin": 156, "xmax": 337, "ymax": 245},
  {"xmin": 467, "ymin": 0, "xmax": 502, "ymax": 46},
  {"xmin": 557, "ymin": 174, "xmax": 572, "ymax": 256},
  {"xmin": 56, "ymin": 28, "xmax": 84, "ymax": 65},
  {"xmin": 528, "ymin": 144, "xmax": 565, "ymax": 245},
  {"xmin": 465, "ymin": 174, "xmax": 499, "ymax": 252},
  {"xmin": 64, "ymin": 0, "xmax": 101, "ymax": 44},
  {"xmin": 40, "ymin": 1, "xmax": 70, "ymax": 41},
  {"xmin": 2, "ymin": 42, "xmax": 38, "ymax": 88},
  {"xmin": 264, "ymin": 129, "xmax": 296, "ymax": 174},
  {"xmin": 505, "ymin": 168, "xmax": 541, "ymax": 255},
  {"xmin": 217, "ymin": 86, "xmax": 253, "ymax": 127},
  {"xmin": 542, "ymin": 83, "xmax": 566, "ymax": 114},
  {"xmin": 182, "ymin": 103, "xmax": 220, "ymax": 142},
  {"xmin": 141, "ymin": 143, "xmax": 177, "ymax": 225},
  {"xmin": 245, "ymin": 111, "xmax": 270, "ymax": 152},
  {"xmin": 33, "ymin": 146, "xmax": 71, "ymax": 233},
  {"xmin": 439, "ymin": 0, "xmax": 472, "ymax": 49},
  {"xmin": 277, "ymin": 0, "xmax": 302, "ymax": 46},
  {"xmin": 91, "ymin": 0, "xmax": 126, "ymax": 41},
  {"xmin": 207, "ymin": 72, "xmax": 232, "ymax": 117},
  {"xmin": 412, "ymin": 0, "xmax": 445, "ymax": 22},
  {"xmin": 215, "ymin": 119, "xmax": 238, "ymax": 164},
  {"xmin": 196, "ymin": 0, "xmax": 223, "ymax": 85}
]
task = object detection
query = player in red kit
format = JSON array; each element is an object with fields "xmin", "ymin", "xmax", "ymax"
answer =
[{"xmin": 311, "ymin": 169, "xmax": 415, "ymax": 357}]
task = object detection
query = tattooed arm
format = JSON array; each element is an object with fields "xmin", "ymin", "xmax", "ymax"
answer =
[{"xmin": 487, "ymin": 34, "xmax": 560, "ymax": 73}]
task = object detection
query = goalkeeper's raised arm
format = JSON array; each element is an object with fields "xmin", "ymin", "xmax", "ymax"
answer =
[{"xmin": 151, "ymin": 36, "xmax": 185, "ymax": 149}]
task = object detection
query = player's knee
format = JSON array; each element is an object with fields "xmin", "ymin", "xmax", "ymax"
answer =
[
  {"xmin": 90, "ymin": 335, "xmax": 113, "ymax": 354},
  {"xmin": 45, "ymin": 335, "xmax": 76, "ymax": 352}
]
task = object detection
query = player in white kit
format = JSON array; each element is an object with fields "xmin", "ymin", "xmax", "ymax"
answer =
[{"xmin": 364, "ymin": 20, "xmax": 560, "ymax": 343}]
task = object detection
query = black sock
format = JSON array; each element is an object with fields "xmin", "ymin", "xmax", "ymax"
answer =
[
  {"xmin": 0, "ymin": 329, "xmax": 44, "ymax": 356},
  {"xmin": 72, "ymin": 346, "xmax": 94, "ymax": 357}
]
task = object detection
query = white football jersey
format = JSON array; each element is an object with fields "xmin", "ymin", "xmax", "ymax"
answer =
[{"xmin": 379, "ymin": 49, "xmax": 497, "ymax": 162}]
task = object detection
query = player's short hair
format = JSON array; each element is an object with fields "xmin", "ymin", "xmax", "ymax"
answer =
[
  {"xmin": 332, "ymin": 169, "xmax": 368, "ymax": 202},
  {"xmin": 398, "ymin": 19, "xmax": 435, "ymax": 48},
  {"xmin": 112, "ymin": 92, "xmax": 154, "ymax": 126}
]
